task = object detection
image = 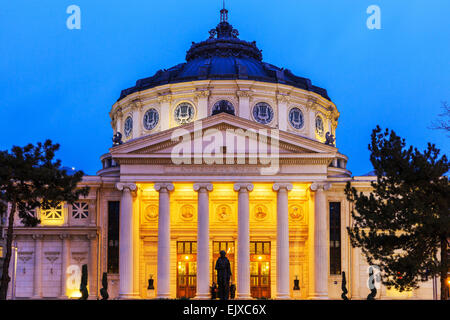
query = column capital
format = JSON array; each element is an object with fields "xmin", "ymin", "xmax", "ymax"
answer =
[
  {"xmin": 194, "ymin": 90, "xmax": 210, "ymax": 99},
  {"xmin": 154, "ymin": 183, "xmax": 175, "ymax": 192},
  {"xmin": 310, "ymin": 182, "xmax": 331, "ymax": 192},
  {"xmin": 193, "ymin": 183, "xmax": 213, "ymax": 192},
  {"xmin": 116, "ymin": 182, "xmax": 137, "ymax": 192},
  {"xmin": 233, "ymin": 182, "xmax": 254, "ymax": 192},
  {"xmin": 236, "ymin": 90, "xmax": 252, "ymax": 98},
  {"xmin": 273, "ymin": 183, "xmax": 293, "ymax": 192}
]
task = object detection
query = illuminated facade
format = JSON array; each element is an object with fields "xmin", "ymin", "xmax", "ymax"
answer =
[{"xmin": 6, "ymin": 8, "xmax": 435, "ymax": 300}]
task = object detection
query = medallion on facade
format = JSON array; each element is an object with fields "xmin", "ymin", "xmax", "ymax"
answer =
[
  {"xmin": 180, "ymin": 205, "xmax": 195, "ymax": 221},
  {"xmin": 124, "ymin": 116, "xmax": 133, "ymax": 137},
  {"xmin": 144, "ymin": 205, "xmax": 158, "ymax": 222},
  {"xmin": 289, "ymin": 205, "xmax": 304, "ymax": 221},
  {"xmin": 289, "ymin": 107, "xmax": 305, "ymax": 129},
  {"xmin": 174, "ymin": 102, "xmax": 195, "ymax": 124},
  {"xmin": 254, "ymin": 205, "xmax": 268, "ymax": 221},
  {"xmin": 253, "ymin": 102, "xmax": 274, "ymax": 124},
  {"xmin": 216, "ymin": 205, "xmax": 231, "ymax": 221},
  {"xmin": 143, "ymin": 108, "xmax": 159, "ymax": 131}
]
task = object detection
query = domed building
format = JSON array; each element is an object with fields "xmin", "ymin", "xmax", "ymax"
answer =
[{"xmin": 6, "ymin": 7, "xmax": 433, "ymax": 300}]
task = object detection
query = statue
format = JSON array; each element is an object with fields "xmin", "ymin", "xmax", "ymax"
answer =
[
  {"xmin": 215, "ymin": 250, "xmax": 231, "ymax": 300},
  {"xmin": 79, "ymin": 264, "xmax": 89, "ymax": 300},
  {"xmin": 325, "ymin": 132, "xmax": 335, "ymax": 146},
  {"xmin": 147, "ymin": 275, "xmax": 155, "ymax": 290},
  {"xmin": 112, "ymin": 132, "xmax": 123, "ymax": 146},
  {"xmin": 100, "ymin": 272, "xmax": 109, "ymax": 300},
  {"xmin": 341, "ymin": 271, "xmax": 349, "ymax": 300},
  {"xmin": 293, "ymin": 276, "xmax": 300, "ymax": 291},
  {"xmin": 367, "ymin": 268, "xmax": 377, "ymax": 300}
]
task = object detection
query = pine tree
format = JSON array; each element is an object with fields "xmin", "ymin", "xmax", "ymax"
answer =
[
  {"xmin": 345, "ymin": 126, "xmax": 449, "ymax": 300},
  {"xmin": 0, "ymin": 140, "xmax": 89, "ymax": 300}
]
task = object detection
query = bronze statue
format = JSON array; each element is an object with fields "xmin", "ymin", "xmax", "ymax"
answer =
[
  {"xmin": 100, "ymin": 272, "xmax": 109, "ymax": 300},
  {"xmin": 79, "ymin": 264, "xmax": 89, "ymax": 300},
  {"xmin": 215, "ymin": 250, "xmax": 231, "ymax": 300}
]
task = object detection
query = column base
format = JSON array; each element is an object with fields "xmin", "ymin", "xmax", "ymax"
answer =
[
  {"xmin": 119, "ymin": 293, "xmax": 141, "ymax": 300},
  {"xmin": 308, "ymin": 294, "xmax": 329, "ymax": 300},
  {"xmin": 156, "ymin": 293, "xmax": 171, "ymax": 299},
  {"xmin": 276, "ymin": 294, "xmax": 292, "ymax": 300},
  {"xmin": 236, "ymin": 294, "xmax": 253, "ymax": 300},
  {"xmin": 194, "ymin": 293, "xmax": 211, "ymax": 300}
]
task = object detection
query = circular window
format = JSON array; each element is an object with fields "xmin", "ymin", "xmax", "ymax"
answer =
[
  {"xmin": 174, "ymin": 102, "xmax": 195, "ymax": 124},
  {"xmin": 212, "ymin": 100, "xmax": 235, "ymax": 116},
  {"xmin": 289, "ymin": 107, "xmax": 304, "ymax": 129},
  {"xmin": 143, "ymin": 108, "xmax": 159, "ymax": 131},
  {"xmin": 124, "ymin": 116, "xmax": 133, "ymax": 137},
  {"xmin": 252, "ymin": 102, "xmax": 274, "ymax": 125},
  {"xmin": 315, "ymin": 115, "xmax": 324, "ymax": 137}
]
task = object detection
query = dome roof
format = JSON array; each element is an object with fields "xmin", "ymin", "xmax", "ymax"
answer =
[{"xmin": 118, "ymin": 8, "xmax": 331, "ymax": 102}]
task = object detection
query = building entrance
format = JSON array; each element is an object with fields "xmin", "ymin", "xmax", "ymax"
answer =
[
  {"xmin": 177, "ymin": 241, "xmax": 197, "ymax": 298},
  {"xmin": 250, "ymin": 241, "xmax": 271, "ymax": 299}
]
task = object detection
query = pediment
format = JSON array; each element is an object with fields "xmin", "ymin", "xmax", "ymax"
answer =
[{"xmin": 110, "ymin": 113, "xmax": 337, "ymax": 162}]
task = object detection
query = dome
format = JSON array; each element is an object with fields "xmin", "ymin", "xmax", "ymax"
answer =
[{"xmin": 118, "ymin": 8, "xmax": 330, "ymax": 102}]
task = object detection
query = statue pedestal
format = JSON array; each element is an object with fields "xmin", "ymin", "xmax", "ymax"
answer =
[
  {"xmin": 147, "ymin": 289, "xmax": 156, "ymax": 299},
  {"xmin": 292, "ymin": 290, "xmax": 301, "ymax": 300}
]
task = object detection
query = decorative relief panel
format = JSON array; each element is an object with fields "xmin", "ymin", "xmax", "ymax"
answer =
[
  {"xmin": 289, "ymin": 204, "xmax": 304, "ymax": 221},
  {"xmin": 180, "ymin": 204, "xmax": 195, "ymax": 222},
  {"xmin": 216, "ymin": 204, "xmax": 232, "ymax": 222},
  {"xmin": 253, "ymin": 204, "xmax": 268, "ymax": 221},
  {"xmin": 144, "ymin": 204, "xmax": 158, "ymax": 223}
]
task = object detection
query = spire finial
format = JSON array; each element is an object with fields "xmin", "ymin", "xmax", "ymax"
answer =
[{"xmin": 220, "ymin": 0, "xmax": 228, "ymax": 23}]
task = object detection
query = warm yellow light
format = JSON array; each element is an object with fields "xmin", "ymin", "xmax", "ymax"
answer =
[
  {"xmin": 185, "ymin": 255, "xmax": 190, "ymax": 260},
  {"xmin": 69, "ymin": 291, "xmax": 82, "ymax": 299},
  {"xmin": 258, "ymin": 256, "xmax": 262, "ymax": 260}
]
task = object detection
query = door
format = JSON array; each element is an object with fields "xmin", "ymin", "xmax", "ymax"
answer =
[
  {"xmin": 177, "ymin": 241, "xmax": 197, "ymax": 298},
  {"xmin": 250, "ymin": 241, "xmax": 271, "ymax": 299}
]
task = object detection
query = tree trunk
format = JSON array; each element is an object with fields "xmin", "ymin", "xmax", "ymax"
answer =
[
  {"xmin": 440, "ymin": 236, "xmax": 448, "ymax": 300},
  {"xmin": 0, "ymin": 201, "xmax": 16, "ymax": 300}
]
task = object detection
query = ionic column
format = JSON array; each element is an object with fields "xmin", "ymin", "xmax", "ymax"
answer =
[
  {"xmin": 273, "ymin": 183, "xmax": 293, "ymax": 299},
  {"xmin": 233, "ymin": 183, "xmax": 253, "ymax": 299},
  {"xmin": 154, "ymin": 183, "xmax": 174, "ymax": 298},
  {"xmin": 32, "ymin": 235, "xmax": 43, "ymax": 299},
  {"xmin": 116, "ymin": 182, "xmax": 138, "ymax": 299},
  {"xmin": 60, "ymin": 234, "xmax": 69, "ymax": 299},
  {"xmin": 310, "ymin": 182, "xmax": 331, "ymax": 299},
  {"xmin": 193, "ymin": 183, "xmax": 213, "ymax": 299}
]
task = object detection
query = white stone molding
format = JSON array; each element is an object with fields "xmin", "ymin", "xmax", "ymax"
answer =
[
  {"xmin": 273, "ymin": 183, "xmax": 293, "ymax": 192},
  {"xmin": 193, "ymin": 183, "xmax": 214, "ymax": 192}
]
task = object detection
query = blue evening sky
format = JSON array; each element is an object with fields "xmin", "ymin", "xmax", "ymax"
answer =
[{"xmin": 0, "ymin": 0, "xmax": 449, "ymax": 175}]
